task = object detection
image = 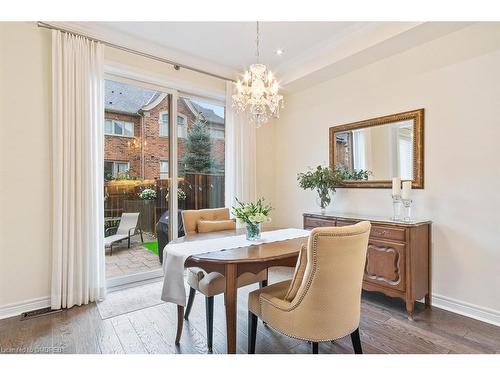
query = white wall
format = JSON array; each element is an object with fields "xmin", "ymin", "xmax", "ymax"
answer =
[
  {"xmin": 256, "ymin": 119, "xmax": 277, "ymax": 205},
  {"xmin": 262, "ymin": 23, "xmax": 500, "ymax": 322},
  {"xmin": 0, "ymin": 22, "xmax": 225, "ymax": 314},
  {"xmin": 0, "ymin": 22, "xmax": 52, "ymax": 311}
]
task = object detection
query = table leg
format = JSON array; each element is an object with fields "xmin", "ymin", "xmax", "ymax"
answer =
[
  {"xmin": 175, "ymin": 305, "xmax": 184, "ymax": 345},
  {"xmin": 224, "ymin": 263, "xmax": 237, "ymax": 354}
]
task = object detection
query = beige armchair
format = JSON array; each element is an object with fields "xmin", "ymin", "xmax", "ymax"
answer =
[
  {"xmin": 181, "ymin": 208, "xmax": 268, "ymax": 352},
  {"xmin": 248, "ymin": 221, "xmax": 371, "ymax": 354}
]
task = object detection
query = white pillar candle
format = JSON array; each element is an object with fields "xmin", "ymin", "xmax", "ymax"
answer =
[
  {"xmin": 401, "ymin": 181, "xmax": 412, "ymax": 200},
  {"xmin": 392, "ymin": 177, "xmax": 401, "ymax": 196}
]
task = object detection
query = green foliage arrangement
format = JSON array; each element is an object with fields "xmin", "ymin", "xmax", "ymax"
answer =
[
  {"xmin": 335, "ymin": 165, "xmax": 371, "ymax": 181},
  {"xmin": 297, "ymin": 165, "xmax": 370, "ymax": 210},
  {"xmin": 105, "ymin": 171, "xmax": 137, "ymax": 182}
]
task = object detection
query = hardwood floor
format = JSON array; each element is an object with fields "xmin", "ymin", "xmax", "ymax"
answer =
[{"xmin": 1, "ymin": 268, "xmax": 499, "ymax": 354}]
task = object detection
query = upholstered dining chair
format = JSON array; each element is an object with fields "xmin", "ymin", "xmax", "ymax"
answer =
[
  {"xmin": 181, "ymin": 207, "xmax": 268, "ymax": 352},
  {"xmin": 247, "ymin": 221, "xmax": 371, "ymax": 354}
]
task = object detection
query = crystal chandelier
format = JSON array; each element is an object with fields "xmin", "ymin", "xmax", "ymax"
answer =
[{"xmin": 232, "ymin": 22, "xmax": 284, "ymax": 127}]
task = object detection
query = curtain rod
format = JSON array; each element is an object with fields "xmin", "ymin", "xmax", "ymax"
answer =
[{"xmin": 37, "ymin": 21, "xmax": 236, "ymax": 83}]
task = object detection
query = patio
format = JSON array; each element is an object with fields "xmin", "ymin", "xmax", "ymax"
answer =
[{"xmin": 105, "ymin": 232, "xmax": 162, "ymax": 278}]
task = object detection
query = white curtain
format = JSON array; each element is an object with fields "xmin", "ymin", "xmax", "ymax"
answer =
[
  {"xmin": 224, "ymin": 81, "xmax": 257, "ymax": 209},
  {"xmin": 51, "ymin": 30, "xmax": 105, "ymax": 309}
]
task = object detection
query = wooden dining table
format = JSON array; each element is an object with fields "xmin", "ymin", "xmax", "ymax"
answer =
[{"xmin": 170, "ymin": 228, "xmax": 308, "ymax": 354}]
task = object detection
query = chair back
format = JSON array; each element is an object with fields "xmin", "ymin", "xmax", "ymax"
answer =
[
  {"xmin": 288, "ymin": 222, "xmax": 371, "ymax": 340},
  {"xmin": 181, "ymin": 208, "xmax": 231, "ymax": 235},
  {"xmin": 117, "ymin": 212, "xmax": 140, "ymax": 235}
]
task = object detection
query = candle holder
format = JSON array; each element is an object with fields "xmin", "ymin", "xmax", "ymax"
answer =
[
  {"xmin": 401, "ymin": 198, "xmax": 413, "ymax": 222},
  {"xmin": 391, "ymin": 194, "xmax": 402, "ymax": 221}
]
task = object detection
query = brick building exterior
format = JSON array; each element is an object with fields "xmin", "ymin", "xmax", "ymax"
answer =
[{"xmin": 104, "ymin": 80, "xmax": 225, "ymax": 181}]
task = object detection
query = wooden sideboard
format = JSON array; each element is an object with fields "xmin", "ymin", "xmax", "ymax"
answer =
[{"xmin": 303, "ymin": 212, "xmax": 432, "ymax": 319}]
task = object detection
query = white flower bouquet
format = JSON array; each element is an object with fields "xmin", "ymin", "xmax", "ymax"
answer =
[
  {"xmin": 139, "ymin": 188, "xmax": 156, "ymax": 200},
  {"xmin": 232, "ymin": 197, "xmax": 272, "ymax": 240}
]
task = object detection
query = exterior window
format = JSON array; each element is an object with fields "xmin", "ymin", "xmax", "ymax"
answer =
[
  {"xmin": 209, "ymin": 127, "xmax": 225, "ymax": 140},
  {"xmin": 160, "ymin": 160, "xmax": 169, "ymax": 179},
  {"xmin": 159, "ymin": 112, "xmax": 169, "ymax": 137},
  {"xmin": 159, "ymin": 113, "xmax": 186, "ymax": 138},
  {"xmin": 177, "ymin": 114, "xmax": 187, "ymax": 138},
  {"xmin": 104, "ymin": 161, "xmax": 130, "ymax": 180},
  {"xmin": 105, "ymin": 119, "xmax": 134, "ymax": 137},
  {"xmin": 105, "ymin": 119, "xmax": 113, "ymax": 134}
]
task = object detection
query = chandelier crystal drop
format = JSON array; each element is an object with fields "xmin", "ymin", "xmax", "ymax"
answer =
[{"xmin": 232, "ymin": 22, "xmax": 284, "ymax": 128}]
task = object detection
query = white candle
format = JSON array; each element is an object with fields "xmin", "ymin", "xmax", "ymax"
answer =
[
  {"xmin": 401, "ymin": 181, "xmax": 412, "ymax": 200},
  {"xmin": 392, "ymin": 177, "xmax": 401, "ymax": 196}
]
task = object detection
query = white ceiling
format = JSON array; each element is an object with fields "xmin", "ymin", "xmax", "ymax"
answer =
[
  {"xmin": 66, "ymin": 21, "xmax": 472, "ymax": 91},
  {"xmin": 93, "ymin": 22, "xmax": 359, "ymax": 72}
]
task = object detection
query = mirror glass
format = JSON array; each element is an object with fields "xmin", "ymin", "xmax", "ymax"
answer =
[{"xmin": 334, "ymin": 120, "xmax": 414, "ymax": 181}]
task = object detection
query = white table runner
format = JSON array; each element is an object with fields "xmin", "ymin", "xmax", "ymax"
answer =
[{"xmin": 160, "ymin": 228, "xmax": 310, "ymax": 305}]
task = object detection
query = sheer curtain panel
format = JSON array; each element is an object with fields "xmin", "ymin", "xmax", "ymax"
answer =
[
  {"xmin": 51, "ymin": 30, "xmax": 105, "ymax": 309},
  {"xmin": 224, "ymin": 81, "xmax": 257, "ymax": 209}
]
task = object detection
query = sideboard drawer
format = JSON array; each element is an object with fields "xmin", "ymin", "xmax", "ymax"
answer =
[
  {"xmin": 303, "ymin": 216, "xmax": 335, "ymax": 229},
  {"xmin": 370, "ymin": 225, "xmax": 406, "ymax": 242},
  {"xmin": 335, "ymin": 219, "xmax": 357, "ymax": 227}
]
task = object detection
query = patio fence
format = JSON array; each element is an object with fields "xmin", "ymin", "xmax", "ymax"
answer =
[{"xmin": 104, "ymin": 173, "xmax": 225, "ymax": 233}]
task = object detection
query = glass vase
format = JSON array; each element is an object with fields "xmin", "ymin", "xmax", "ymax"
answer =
[
  {"xmin": 316, "ymin": 191, "xmax": 333, "ymax": 214},
  {"xmin": 391, "ymin": 194, "xmax": 402, "ymax": 221},
  {"xmin": 402, "ymin": 199, "xmax": 413, "ymax": 222},
  {"xmin": 246, "ymin": 222, "xmax": 262, "ymax": 241}
]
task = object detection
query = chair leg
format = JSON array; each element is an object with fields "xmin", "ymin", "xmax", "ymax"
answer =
[
  {"xmin": 110, "ymin": 244, "xmax": 113, "ymax": 256},
  {"xmin": 205, "ymin": 296, "xmax": 214, "ymax": 352},
  {"xmin": 184, "ymin": 288, "xmax": 196, "ymax": 320},
  {"xmin": 312, "ymin": 342, "xmax": 319, "ymax": 354},
  {"xmin": 248, "ymin": 311, "xmax": 258, "ymax": 354},
  {"xmin": 127, "ymin": 236, "xmax": 131, "ymax": 248},
  {"xmin": 258, "ymin": 280, "xmax": 269, "ymax": 326},
  {"xmin": 175, "ymin": 305, "xmax": 184, "ymax": 345},
  {"xmin": 140, "ymin": 228, "xmax": 144, "ymax": 243},
  {"xmin": 351, "ymin": 328, "xmax": 363, "ymax": 354}
]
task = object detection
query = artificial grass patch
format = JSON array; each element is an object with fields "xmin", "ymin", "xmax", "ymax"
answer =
[{"xmin": 143, "ymin": 241, "xmax": 159, "ymax": 255}]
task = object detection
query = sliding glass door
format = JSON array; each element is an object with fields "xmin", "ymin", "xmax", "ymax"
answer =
[
  {"xmin": 103, "ymin": 78, "xmax": 172, "ymax": 282},
  {"xmin": 103, "ymin": 74, "xmax": 225, "ymax": 286}
]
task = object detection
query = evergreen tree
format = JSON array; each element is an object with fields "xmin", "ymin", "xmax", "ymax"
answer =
[{"xmin": 181, "ymin": 117, "xmax": 215, "ymax": 173}]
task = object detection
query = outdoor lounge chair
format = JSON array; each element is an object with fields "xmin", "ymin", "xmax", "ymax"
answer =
[{"xmin": 104, "ymin": 212, "xmax": 143, "ymax": 255}]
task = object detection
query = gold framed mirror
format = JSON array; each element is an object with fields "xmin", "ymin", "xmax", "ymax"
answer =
[{"xmin": 329, "ymin": 109, "xmax": 424, "ymax": 188}]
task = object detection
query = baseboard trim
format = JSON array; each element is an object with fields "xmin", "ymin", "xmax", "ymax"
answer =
[
  {"xmin": 2, "ymin": 292, "xmax": 499, "ymax": 327},
  {"xmin": 0, "ymin": 296, "xmax": 51, "ymax": 320},
  {"xmin": 432, "ymin": 294, "xmax": 500, "ymax": 327}
]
